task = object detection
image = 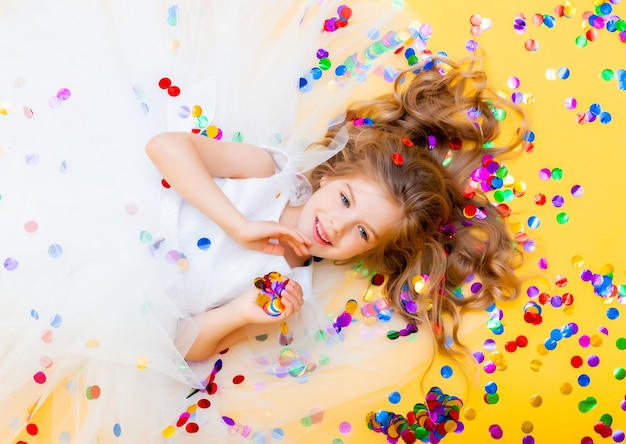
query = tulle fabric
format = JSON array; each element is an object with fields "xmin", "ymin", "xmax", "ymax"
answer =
[{"xmin": 0, "ymin": 1, "xmax": 457, "ymax": 443}]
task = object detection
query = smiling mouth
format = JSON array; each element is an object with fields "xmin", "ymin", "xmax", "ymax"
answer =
[{"xmin": 315, "ymin": 218, "xmax": 332, "ymax": 245}]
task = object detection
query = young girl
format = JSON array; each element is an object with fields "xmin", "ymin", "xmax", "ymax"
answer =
[{"xmin": 0, "ymin": 1, "xmax": 527, "ymax": 443}]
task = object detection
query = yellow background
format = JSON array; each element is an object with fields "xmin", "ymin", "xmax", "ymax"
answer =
[{"xmin": 355, "ymin": 0, "xmax": 626, "ymax": 443}]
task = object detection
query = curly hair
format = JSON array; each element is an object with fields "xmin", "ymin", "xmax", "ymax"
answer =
[{"xmin": 308, "ymin": 56, "xmax": 528, "ymax": 368}]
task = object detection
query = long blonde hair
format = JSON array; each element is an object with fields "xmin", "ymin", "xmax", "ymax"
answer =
[{"xmin": 309, "ymin": 56, "xmax": 528, "ymax": 367}]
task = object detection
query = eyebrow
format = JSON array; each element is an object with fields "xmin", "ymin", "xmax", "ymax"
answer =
[{"xmin": 346, "ymin": 182, "xmax": 379, "ymax": 241}]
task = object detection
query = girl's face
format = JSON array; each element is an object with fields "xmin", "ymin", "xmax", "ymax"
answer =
[{"xmin": 296, "ymin": 175, "xmax": 402, "ymax": 260}]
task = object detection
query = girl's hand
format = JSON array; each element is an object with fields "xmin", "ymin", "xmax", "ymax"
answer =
[
  {"xmin": 236, "ymin": 220, "xmax": 311, "ymax": 257},
  {"xmin": 237, "ymin": 280, "xmax": 305, "ymax": 325}
]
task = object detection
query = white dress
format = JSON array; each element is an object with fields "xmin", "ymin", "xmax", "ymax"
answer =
[{"xmin": 0, "ymin": 1, "xmax": 443, "ymax": 443}]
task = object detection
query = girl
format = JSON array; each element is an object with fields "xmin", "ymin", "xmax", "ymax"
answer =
[{"xmin": 0, "ymin": 1, "xmax": 527, "ymax": 443}]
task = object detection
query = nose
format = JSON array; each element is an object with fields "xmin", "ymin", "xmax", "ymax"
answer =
[{"xmin": 329, "ymin": 216, "xmax": 345, "ymax": 236}]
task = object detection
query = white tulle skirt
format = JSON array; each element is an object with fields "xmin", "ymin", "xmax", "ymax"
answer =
[{"xmin": 0, "ymin": 1, "xmax": 461, "ymax": 443}]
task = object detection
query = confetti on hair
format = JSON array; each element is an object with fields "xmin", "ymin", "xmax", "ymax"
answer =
[
  {"xmin": 353, "ymin": 117, "xmax": 374, "ymax": 126},
  {"xmin": 392, "ymin": 152, "xmax": 404, "ymax": 166}
]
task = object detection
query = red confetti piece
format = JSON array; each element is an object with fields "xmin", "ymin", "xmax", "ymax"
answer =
[
  {"xmin": 391, "ymin": 152, "xmax": 404, "ymax": 166},
  {"xmin": 232, "ymin": 375, "xmax": 245, "ymax": 385},
  {"xmin": 449, "ymin": 136, "xmax": 463, "ymax": 149},
  {"xmin": 167, "ymin": 86, "xmax": 181, "ymax": 97},
  {"xmin": 338, "ymin": 6, "xmax": 352, "ymax": 20},
  {"xmin": 161, "ymin": 179, "xmax": 171, "ymax": 188},
  {"xmin": 197, "ymin": 398, "xmax": 211, "ymax": 409},
  {"xmin": 562, "ymin": 293, "xmax": 574, "ymax": 305},
  {"xmin": 185, "ymin": 423, "xmax": 199, "ymax": 433},
  {"xmin": 504, "ymin": 340, "xmax": 517, "ymax": 352},
  {"xmin": 571, "ymin": 355, "xmax": 583, "ymax": 368},
  {"xmin": 523, "ymin": 312, "xmax": 542, "ymax": 325},
  {"xmin": 463, "ymin": 186, "xmax": 476, "ymax": 199},
  {"xmin": 158, "ymin": 77, "xmax": 172, "ymax": 89},
  {"xmin": 26, "ymin": 423, "xmax": 38, "ymax": 436},
  {"xmin": 206, "ymin": 382, "xmax": 218, "ymax": 395},
  {"xmin": 401, "ymin": 137, "xmax": 414, "ymax": 147},
  {"xmin": 496, "ymin": 203, "xmax": 511, "ymax": 218},
  {"xmin": 464, "ymin": 204, "xmax": 477, "ymax": 218},
  {"xmin": 371, "ymin": 274, "xmax": 385, "ymax": 286},
  {"xmin": 177, "ymin": 413, "xmax": 190, "ymax": 427}
]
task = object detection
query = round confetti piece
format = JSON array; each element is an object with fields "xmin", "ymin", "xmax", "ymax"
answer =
[
  {"xmin": 534, "ymin": 194, "xmax": 546, "ymax": 205},
  {"xmin": 4, "ymin": 257, "xmax": 18, "ymax": 271},
  {"xmin": 564, "ymin": 97, "xmax": 577, "ymax": 110},
  {"xmin": 599, "ymin": 111, "xmax": 611, "ymax": 124},
  {"xmin": 158, "ymin": 77, "xmax": 172, "ymax": 89},
  {"xmin": 601, "ymin": 69, "xmax": 614, "ymax": 81},
  {"xmin": 85, "ymin": 385, "xmax": 101, "ymax": 400},
  {"xmin": 33, "ymin": 371, "xmax": 46, "ymax": 384},
  {"xmin": 136, "ymin": 356, "xmax": 149, "ymax": 370},
  {"xmin": 587, "ymin": 355, "xmax": 600, "ymax": 367},
  {"xmin": 507, "ymin": 76, "xmax": 520, "ymax": 89},
  {"xmin": 578, "ymin": 374, "xmax": 590, "ymax": 387},
  {"xmin": 538, "ymin": 168, "xmax": 551, "ymax": 180},
  {"xmin": 339, "ymin": 421, "xmax": 352, "ymax": 434},
  {"xmin": 489, "ymin": 424, "xmax": 503, "ymax": 439},
  {"xmin": 521, "ymin": 421, "xmax": 534, "ymax": 434},
  {"xmin": 113, "ymin": 423, "xmax": 122, "ymax": 437},
  {"xmin": 530, "ymin": 394, "xmax": 543, "ymax": 407},
  {"xmin": 552, "ymin": 195, "xmax": 565, "ymax": 207},
  {"xmin": 271, "ymin": 428, "xmax": 285, "ymax": 440},
  {"xmin": 39, "ymin": 356, "xmax": 53, "ymax": 368},
  {"xmin": 441, "ymin": 365, "xmax": 453, "ymax": 378},
  {"xmin": 26, "ymin": 423, "xmax": 38, "ymax": 436},
  {"xmin": 197, "ymin": 237, "xmax": 211, "ymax": 250},
  {"xmin": 560, "ymin": 382, "xmax": 573, "ymax": 395},
  {"xmin": 527, "ymin": 216, "xmax": 540, "ymax": 229},
  {"xmin": 233, "ymin": 375, "xmax": 245, "ymax": 384},
  {"xmin": 463, "ymin": 408, "xmax": 477, "ymax": 421},
  {"xmin": 607, "ymin": 307, "xmax": 620, "ymax": 320},
  {"xmin": 48, "ymin": 244, "xmax": 63, "ymax": 258},
  {"xmin": 524, "ymin": 39, "xmax": 539, "ymax": 52},
  {"xmin": 177, "ymin": 106, "xmax": 190, "ymax": 118},
  {"xmin": 185, "ymin": 423, "xmax": 199, "ymax": 433},
  {"xmin": 56, "ymin": 88, "xmax": 71, "ymax": 101},
  {"xmin": 197, "ymin": 398, "xmax": 211, "ymax": 409},
  {"xmin": 545, "ymin": 68, "xmax": 557, "ymax": 81},
  {"xmin": 571, "ymin": 185, "xmax": 584, "ymax": 197},
  {"xmin": 558, "ymin": 67, "xmax": 570, "ymax": 79},
  {"xmin": 556, "ymin": 212, "xmax": 570, "ymax": 224}
]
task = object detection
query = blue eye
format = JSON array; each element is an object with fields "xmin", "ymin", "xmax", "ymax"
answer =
[
  {"xmin": 341, "ymin": 193, "xmax": 350, "ymax": 207},
  {"xmin": 359, "ymin": 226, "xmax": 369, "ymax": 241}
]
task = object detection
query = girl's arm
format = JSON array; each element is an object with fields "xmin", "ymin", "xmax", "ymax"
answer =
[
  {"xmin": 184, "ymin": 279, "xmax": 304, "ymax": 361},
  {"xmin": 145, "ymin": 132, "xmax": 310, "ymax": 256}
]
